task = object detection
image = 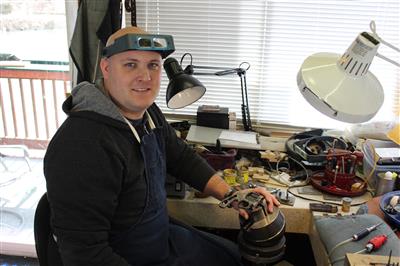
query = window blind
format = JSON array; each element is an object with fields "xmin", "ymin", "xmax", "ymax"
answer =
[{"xmin": 132, "ymin": 0, "xmax": 399, "ymax": 129}]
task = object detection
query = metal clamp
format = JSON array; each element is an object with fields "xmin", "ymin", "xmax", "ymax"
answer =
[{"xmin": 219, "ymin": 190, "xmax": 265, "ymax": 213}]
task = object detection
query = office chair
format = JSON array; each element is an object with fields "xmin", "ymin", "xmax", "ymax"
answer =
[{"xmin": 34, "ymin": 193, "xmax": 63, "ymax": 266}]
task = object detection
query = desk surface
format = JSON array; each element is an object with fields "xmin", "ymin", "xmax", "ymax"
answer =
[
  {"xmin": 0, "ymin": 185, "xmax": 372, "ymax": 259},
  {"xmin": 167, "ymin": 187, "xmax": 372, "ymax": 266},
  {"xmin": 167, "ymin": 187, "xmax": 372, "ymax": 234}
]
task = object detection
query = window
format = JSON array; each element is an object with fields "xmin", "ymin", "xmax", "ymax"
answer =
[
  {"xmin": 0, "ymin": 0, "xmax": 70, "ymax": 257},
  {"xmin": 134, "ymin": 0, "xmax": 399, "ymax": 129},
  {"xmin": 0, "ymin": 0, "xmax": 71, "ymax": 145}
]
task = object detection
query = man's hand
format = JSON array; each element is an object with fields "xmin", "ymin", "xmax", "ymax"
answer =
[{"xmin": 233, "ymin": 187, "xmax": 280, "ymax": 220}]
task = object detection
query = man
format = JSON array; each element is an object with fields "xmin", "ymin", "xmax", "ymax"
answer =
[{"xmin": 44, "ymin": 26, "xmax": 279, "ymax": 266}]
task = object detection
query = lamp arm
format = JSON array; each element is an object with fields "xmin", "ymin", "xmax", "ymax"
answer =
[
  {"xmin": 192, "ymin": 65, "xmax": 234, "ymax": 70},
  {"xmin": 215, "ymin": 68, "xmax": 246, "ymax": 76},
  {"xmin": 185, "ymin": 65, "xmax": 246, "ymax": 76},
  {"xmin": 240, "ymin": 73, "xmax": 252, "ymax": 131},
  {"xmin": 189, "ymin": 65, "xmax": 253, "ymax": 131},
  {"xmin": 369, "ymin": 20, "xmax": 400, "ymax": 68},
  {"xmin": 376, "ymin": 53, "xmax": 400, "ymax": 68},
  {"xmin": 180, "ymin": 55, "xmax": 253, "ymax": 131},
  {"xmin": 370, "ymin": 21, "xmax": 400, "ymax": 53}
]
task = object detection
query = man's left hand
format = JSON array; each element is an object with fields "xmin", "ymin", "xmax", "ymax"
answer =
[{"xmin": 233, "ymin": 186, "xmax": 280, "ymax": 220}]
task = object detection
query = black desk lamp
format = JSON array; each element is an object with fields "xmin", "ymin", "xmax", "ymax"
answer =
[{"xmin": 163, "ymin": 53, "xmax": 252, "ymax": 131}]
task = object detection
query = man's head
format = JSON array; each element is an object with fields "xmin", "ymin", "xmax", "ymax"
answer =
[{"xmin": 100, "ymin": 27, "xmax": 175, "ymax": 120}]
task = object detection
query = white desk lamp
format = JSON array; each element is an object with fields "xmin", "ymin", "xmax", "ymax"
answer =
[{"xmin": 297, "ymin": 21, "xmax": 399, "ymax": 123}]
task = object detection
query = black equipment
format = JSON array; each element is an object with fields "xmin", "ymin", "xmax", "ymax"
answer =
[
  {"xmin": 219, "ymin": 191, "xmax": 286, "ymax": 265},
  {"xmin": 197, "ymin": 105, "xmax": 230, "ymax": 129},
  {"xmin": 286, "ymin": 129, "xmax": 348, "ymax": 165},
  {"xmin": 166, "ymin": 174, "xmax": 186, "ymax": 199}
]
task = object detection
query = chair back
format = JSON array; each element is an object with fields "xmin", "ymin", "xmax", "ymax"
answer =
[{"xmin": 34, "ymin": 193, "xmax": 63, "ymax": 266}]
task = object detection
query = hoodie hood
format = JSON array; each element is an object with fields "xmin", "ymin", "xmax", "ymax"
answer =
[{"xmin": 65, "ymin": 80, "xmax": 126, "ymax": 123}]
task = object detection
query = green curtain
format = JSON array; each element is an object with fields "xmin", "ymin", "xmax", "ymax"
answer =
[{"xmin": 69, "ymin": 0, "xmax": 122, "ymax": 84}]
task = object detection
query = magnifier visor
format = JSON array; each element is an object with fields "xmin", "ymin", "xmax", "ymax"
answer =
[{"xmin": 103, "ymin": 34, "xmax": 175, "ymax": 58}]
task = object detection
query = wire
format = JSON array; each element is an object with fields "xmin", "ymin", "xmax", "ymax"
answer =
[
  {"xmin": 328, "ymin": 222, "xmax": 383, "ymax": 260},
  {"xmin": 125, "ymin": 0, "xmax": 137, "ymax": 26},
  {"xmin": 330, "ymin": 248, "xmax": 365, "ymax": 265},
  {"xmin": 180, "ymin": 53, "xmax": 193, "ymax": 66},
  {"xmin": 331, "ymin": 234, "xmax": 390, "ymax": 265},
  {"xmin": 328, "ymin": 238, "xmax": 353, "ymax": 258},
  {"xmin": 239, "ymin": 61, "xmax": 250, "ymax": 71},
  {"xmin": 287, "ymin": 156, "xmax": 311, "ymax": 188},
  {"xmin": 263, "ymin": 160, "xmax": 289, "ymax": 187},
  {"xmin": 264, "ymin": 155, "xmax": 311, "ymax": 188}
]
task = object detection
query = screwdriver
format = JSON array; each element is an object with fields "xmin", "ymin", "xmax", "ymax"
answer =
[
  {"xmin": 331, "ymin": 234, "xmax": 388, "ymax": 265},
  {"xmin": 365, "ymin": 234, "xmax": 388, "ymax": 253},
  {"xmin": 328, "ymin": 222, "xmax": 383, "ymax": 258},
  {"xmin": 352, "ymin": 222, "xmax": 383, "ymax": 240}
]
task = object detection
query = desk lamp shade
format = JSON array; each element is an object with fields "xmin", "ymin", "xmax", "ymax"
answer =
[
  {"xmin": 297, "ymin": 32, "xmax": 384, "ymax": 123},
  {"xmin": 163, "ymin": 57, "xmax": 206, "ymax": 109}
]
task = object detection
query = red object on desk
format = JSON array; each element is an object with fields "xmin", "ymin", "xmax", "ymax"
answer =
[
  {"xmin": 365, "ymin": 234, "xmax": 387, "ymax": 252},
  {"xmin": 310, "ymin": 148, "xmax": 367, "ymax": 197},
  {"xmin": 310, "ymin": 171, "xmax": 367, "ymax": 196}
]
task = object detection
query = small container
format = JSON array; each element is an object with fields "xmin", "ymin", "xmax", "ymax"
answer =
[
  {"xmin": 223, "ymin": 169, "xmax": 237, "ymax": 186},
  {"xmin": 342, "ymin": 197, "xmax": 352, "ymax": 212},
  {"xmin": 237, "ymin": 169, "xmax": 249, "ymax": 184},
  {"xmin": 362, "ymin": 140, "xmax": 400, "ymax": 190},
  {"xmin": 375, "ymin": 171, "xmax": 396, "ymax": 196}
]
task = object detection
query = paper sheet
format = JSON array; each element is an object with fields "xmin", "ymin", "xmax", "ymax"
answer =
[{"xmin": 218, "ymin": 130, "xmax": 258, "ymax": 144}]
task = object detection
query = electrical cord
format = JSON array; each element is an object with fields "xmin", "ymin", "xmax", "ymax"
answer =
[
  {"xmin": 330, "ymin": 248, "xmax": 365, "ymax": 265},
  {"xmin": 262, "ymin": 150, "xmax": 370, "ymax": 205},
  {"xmin": 328, "ymin": 222, "xmax": 383, "ymax": 259},
  {"xmin": 264, "ymin": 159, "xmax": 289, "ymax": 187},
  {"xmin": 284, "ymin": 142, "xmax": 374, "ymax": 205},
  {"xmin": 287, "ymin": 156, "xmax": 311, "ymax": 188},
  {"xmin": 265, "ymin": 155, "xmax": 310, "ymax": 188},
  {"xmin": 331, "ymin": 234, "xmax": 389, "ymax": 265},
  {"xmin": 328, "ymin": 238, "xmax": 353, "ymax": 258}
]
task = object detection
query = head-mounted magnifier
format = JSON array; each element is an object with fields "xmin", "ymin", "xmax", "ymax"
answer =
[{"xmin": 102, "ymin": 34, "xmax": 175, "ymax": 58}]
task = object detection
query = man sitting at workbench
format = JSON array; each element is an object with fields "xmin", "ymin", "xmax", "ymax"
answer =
[{"xmin": 44, "ymin": 26, "xmax": 280, "ymax": 266}]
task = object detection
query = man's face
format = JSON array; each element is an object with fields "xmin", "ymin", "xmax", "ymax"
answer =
[{"xmin": 100, "ymin": 50, "xmax": 162, "ymax": 120}]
